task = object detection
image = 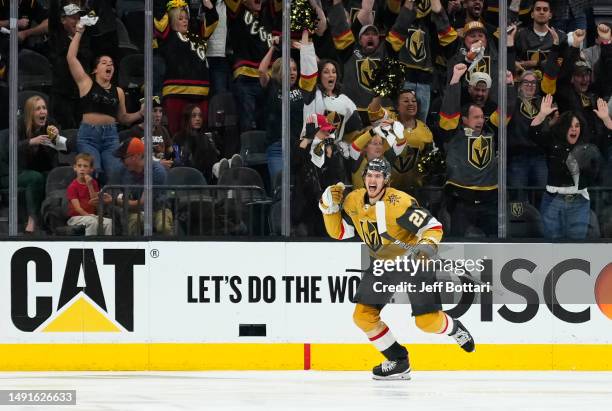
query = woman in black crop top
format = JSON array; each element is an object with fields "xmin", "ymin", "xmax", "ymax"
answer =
[{"xmin": 67, "ymin": 18, "xmax": 143, "ymax": 180}]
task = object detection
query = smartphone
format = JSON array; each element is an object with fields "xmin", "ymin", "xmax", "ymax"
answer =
[{"xmin": 507, "ymin": 21, "xmax": 521, "ymax": 33}]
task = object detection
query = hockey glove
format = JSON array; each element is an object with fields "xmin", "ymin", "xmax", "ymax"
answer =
[
  {"xmin": 319, "ymin": 182, "xmax": 345, "ymax": 214},
  {"xmin": 413, "ymin": 239, "xmax": 438, "ymax": 261}
]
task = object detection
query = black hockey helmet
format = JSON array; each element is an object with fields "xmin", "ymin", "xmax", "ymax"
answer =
[{"xmin": 362, "ymin": 157, "xmax": 392, "ymax": 184}]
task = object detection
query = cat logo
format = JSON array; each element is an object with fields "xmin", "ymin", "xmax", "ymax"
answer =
[
  {"xmin": 325, "ymin": 110, "xmax": 344, "ymax": 130},
  {"xmin": 10, "ymin": 247, "xmax": 145, "ymax": 333},
  {"xmin": 465, "ymin": 56, "xmax": 491, "ymax": 81},
  {"xmin": 394, "ymin": 148, "xmax": 418, "ymax": 173},
  {"xmin": 416, "ymin": 0, "xmax": 431, "ymax": 18},
  {"xmin": 360, "ymin": 220, "xmax": 382, "ymax": 251},
  {"xmin": 468, "ymin": 134, "xmax": 492, "ymax": 169},
  {"xmin": 405, "ymin": 28, "xmax": 427, "ymax": 63},
  {"xmin": 510, "ymin": 202, "xmax": 524, "ymax": 218},
  {"xmin": 356, "ymin": 58, "xmax": 380, "ymax": 91},
  {"xmin": 520, "ymin": 99, "xmax": 539, "ymax": 119},
  {"xmin": 350, "ymin": 8, "xmax": 375, "ymax": 22}
]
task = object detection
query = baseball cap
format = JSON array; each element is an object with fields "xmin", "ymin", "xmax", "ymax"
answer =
[
  {"xmin": 316, "ymin": 114, "xmax": 335, "ymax": 132},
  {"xmin": 469, "ymin": 72, "xmax": 492, "ymax": 88},
  {"xmin": 573, "ymin": 60, "xmax": 592, "ymax": 74},
  {"xmin": 114, "ymin": 137, "xmax": 145, "ymax": 158},
  {"xmin": 62, "ymin": 3, "xmax": 85, "ymax": 17},
  {"xmin": 359, "ymin": 24, "xmax": 380, "ymax": 38},
  {"xmin": 463, "ymin": 21, "xmax": 487, "ymax": 36},
  {"xmin": 139, "ymin": 95, "xmax": 162, "ymax": 108}
]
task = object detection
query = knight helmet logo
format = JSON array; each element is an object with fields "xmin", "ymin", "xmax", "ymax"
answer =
[
  {"xmin": 406, "ymin": 28, "xmax": 427, "ymax": 63},
  {"xmin": 356, "ymin": 58, "xmax": 380, "ymax": 91},
  {"xmin": 360, "ymin": 220, "xmax": 382, "ymax": 251},
  {"xmin": 468, "ymin": 134, "xmax": 493, "ymax": 169},
  {"xmin": 394, "ymin": 147, "xmax": 419, "ymax": 173},
  {"xmin": 465, "ymin": 56, "xmax": 491, "ymax": 83}
]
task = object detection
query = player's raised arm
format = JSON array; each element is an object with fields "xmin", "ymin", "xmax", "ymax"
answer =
[{"xmin": 319, "ymin": 183, "xmax": 355, "ymax": 240}]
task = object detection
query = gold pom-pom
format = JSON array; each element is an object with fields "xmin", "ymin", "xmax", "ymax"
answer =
[
  {"xmin": 371, "ymin": 58, "xmax": 409, "ymax": 98},
  {"xmin": 417, "ymin": 145, "xmax": 445, "ymax": 175},
  {"xmin": 291, "ymin": 0, "xmax": 319, "ymax": 33},
  {"xmin": 167, "ymin": 0, "xmax": 188, "ymax": 11}
]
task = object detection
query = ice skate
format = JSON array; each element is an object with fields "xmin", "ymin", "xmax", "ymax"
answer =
[
  {"xmin": 449, "ymin": 320, "xmax": 475, "ymax": 352},
  {"xmin": 372, "ymin": 358, "xmax": 411, "ymax": 380}
]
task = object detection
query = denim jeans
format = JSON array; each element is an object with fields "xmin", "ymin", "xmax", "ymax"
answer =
[
  {"xmin": 233, "ymin": 76, "xmax": 265, "ymax": 132},
  {"xmin": 266, "ymin": 141, "xmax": 282, "ymax": 185},
  {"xmin": 508, "ymin": 152, "xmax": 548, "ymax": 201},
  {"xmin": 403, "ymin": 81, "xmax": 431, "ymax": 122},
  {"xmin": 77, "ymin": 123, "xmax": 123, "ymax": 181},
  {"xmin": 540, "ymin": 192, "xmax": 590, "ymax": 240}
]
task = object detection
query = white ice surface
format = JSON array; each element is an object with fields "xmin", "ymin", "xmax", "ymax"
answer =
[{"xmin": 1, "ymin": 371, "xmax": 611, "ymax": 411}]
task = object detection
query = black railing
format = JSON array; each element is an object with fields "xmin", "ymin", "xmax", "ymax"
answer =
[{"xmin": 97, "ymin": 185, "xmax": 272, "ymax": 237}]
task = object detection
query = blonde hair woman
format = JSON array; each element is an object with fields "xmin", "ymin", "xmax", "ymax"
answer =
[{"xmin": 154, "ymin": 0, "xmax": 219, "ymax": 135}]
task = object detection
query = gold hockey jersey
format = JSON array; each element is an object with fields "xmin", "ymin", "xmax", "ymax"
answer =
[{"xmin": 323, "ymin": 187, "xmax": 443, "ymax": 259}]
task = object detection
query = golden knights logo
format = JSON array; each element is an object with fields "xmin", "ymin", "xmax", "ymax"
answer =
[
  {"xmin": 510, "ymin": 202, "xmax": 524, "ymax": 218},
  {"xmin": 465, "ymin": 56, "xmax": 491, "ymax": 82},
  {"xmin": 416, "ymin": 0, "xmax": 431, "ymax": 18},
  {"xmin": 405, "ymin": 28, "xmax": 427, "ymax": 63},
  {"xmin": 394, "ymin": 148, "xmax": 419, "ymax": 173},
  {"xmin": 580, "ymin": 93, "xmax": 593, "ymax": 109},
  {"xmin": 356, "ymin": 58, "xmax": 380, "ymax": 91},
  {"xmin": 526, "ymin": 49, "xmax": 550, "ymax": 66},
  {"xmin": 360, "ymin": 220, "xmax": 382, "ymax": 251},
  {"xmin": 324, "ymin": 110, "xmax": 345, "ymax": 130},
  {"xmin": 520, "ymin": 99, "xmax": 539, "ymax": 119},
  {"xmin": 468, "ymin": 135, "xmax": 493, "ymax": 169},
  {"xmin": 387, "ymin": 193, "xmax": 401, "ymax": 206}
]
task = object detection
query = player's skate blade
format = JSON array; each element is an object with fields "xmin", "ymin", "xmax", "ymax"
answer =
[
  {"xmin": 449, "ymin": 320, "xmax": 475, "ymax": 352},
  {"xmin": 372, "ymin": 359, "xmax": 411, "ymax": 380}
]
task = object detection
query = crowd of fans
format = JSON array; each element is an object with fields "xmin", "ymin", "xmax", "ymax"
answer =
[{"xmin": 0, "ymin": 0, "xmax": 611, "ymax": 240}]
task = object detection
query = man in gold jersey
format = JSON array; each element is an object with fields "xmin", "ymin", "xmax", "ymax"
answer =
[{"xmin": 319, "ymin": 158, "xmax": 475, "ymax": 380}]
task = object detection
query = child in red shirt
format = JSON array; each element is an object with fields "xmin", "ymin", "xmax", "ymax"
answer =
[{"xmin": 66, "ymin": 153, "xmax": 113, "ymax": 235}]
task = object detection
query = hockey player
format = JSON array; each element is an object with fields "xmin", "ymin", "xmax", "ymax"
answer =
[{"xmin": 319, "ymin": 158, "xmax": 474, "ymax": 380}]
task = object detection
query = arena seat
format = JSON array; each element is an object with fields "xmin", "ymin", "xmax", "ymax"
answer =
[
  {"xmin": 239, "ymin": 130, "xmax": 268, "ymax": 166},
  {"xmin": 17, "ymin": 49, "xmax": 52, "ymax": 91},
  {"xmin": 208, "ymin": 92, "xmax": 240, "ymax": 157}
]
